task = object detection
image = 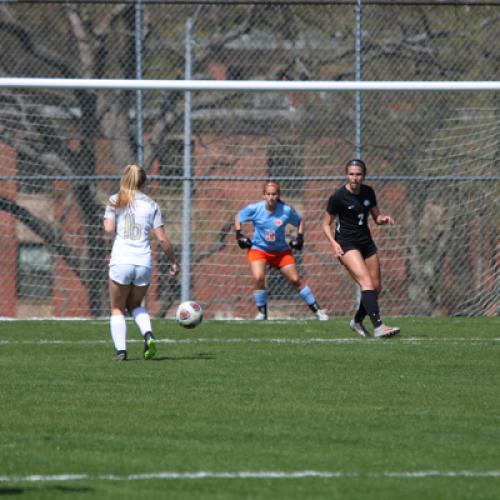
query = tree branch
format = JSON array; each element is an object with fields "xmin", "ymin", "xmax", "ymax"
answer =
[
  {"xmin": 0, "ymin": 7, "xmax": 76, "ymax": 77},
  {"xmin": 0, "ymin": 197, "xmax": 83, "ymax": 278}
]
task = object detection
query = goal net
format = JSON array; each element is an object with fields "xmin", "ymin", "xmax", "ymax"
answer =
[{"xmin": 0, "ymin": 81, "xmax": 497, "ymax": 319}]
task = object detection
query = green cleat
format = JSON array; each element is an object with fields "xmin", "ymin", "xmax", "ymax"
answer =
[{"xmin": 143, "ymin": 333, "xmax": 157, "ymax": 360}]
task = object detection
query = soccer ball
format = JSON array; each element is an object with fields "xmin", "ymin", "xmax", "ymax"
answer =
[{"xmin": 176, "ymin": 301, "xmax": 203, "ymax": 329}]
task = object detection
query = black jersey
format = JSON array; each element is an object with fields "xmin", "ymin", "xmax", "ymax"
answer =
[{"xmin": 326, "ymin": 184, "xmax": 377, "ymax": 244}]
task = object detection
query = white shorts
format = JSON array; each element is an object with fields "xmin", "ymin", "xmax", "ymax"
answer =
[{"xmin": 109, "ymin": 264, "xmax": 152, "ymax": 286}]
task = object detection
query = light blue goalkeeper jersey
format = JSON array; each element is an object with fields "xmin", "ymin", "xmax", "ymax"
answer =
[{"xmin": 238, "ymin": 200, "xmax": 301, "ymax": 253}]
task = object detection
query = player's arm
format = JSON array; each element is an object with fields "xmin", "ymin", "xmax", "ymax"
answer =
[
  {"xmin": 103, "ymin": 199, "xmax": 117, "ymax": 237},
  {"xmin": 153, "ymin": 225, "xmax": 180, "ymax": 276},
  {"xmin": 234, "ymin": 212, "xmax": 242, "ymax": 232},
  {"xmin": 370, "ymin": 206, "xmax": 395, "ymax": 226},
  {"xmin": 289, "ymin": 218, "xmax": 304, "ymax": 250},
  {"xmin": 321, "ymin": 211, "xmax": 344, "ymax": 257},
  {"xmin": 103, "ymin": 217, "xmax": 115, "ymax": 235},
  {"xmin": 234, "ymin": 212, "xmax": 252, "ymax": 249}
]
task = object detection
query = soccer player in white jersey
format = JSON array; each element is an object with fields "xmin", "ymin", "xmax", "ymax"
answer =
[
  {"xmin": 322, "ymin": 159, "xmax": 400, "ymax": 338},
  {"xmin": 235, "ymin": 180, "xmax": 328, "ymax": 321},
  {"xmin": 104, "ymin": 164, "xmax": 180, "ymax": 360}
]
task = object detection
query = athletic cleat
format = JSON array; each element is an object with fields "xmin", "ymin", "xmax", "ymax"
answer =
[
  {"xmin": 373, "ymin": 324, "xmax": 400, "ymax": 339},
  {"xmin": 255, "ymin": 312, "xmax": 267, "ymax": 320},
  {"xmin": 349, "ymin": 319, "xmax": 371, "ymax": 337},
  {"xmin": 315, "ymin": 309, "xmax": 329, "ymax": 321},
  {"xmin": 143, "ymin": 333, "xmax": 157, "ymax": 360},
  {"xmin": 113, "ymin": 350, "xmax": 127, "ymax": 361}
]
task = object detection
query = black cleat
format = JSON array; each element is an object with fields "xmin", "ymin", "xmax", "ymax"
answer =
[{"xmin": 113, "ymin": 350, "xmax": 127, "ymax": 361}]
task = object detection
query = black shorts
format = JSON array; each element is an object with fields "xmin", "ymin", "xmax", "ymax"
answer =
[{"xmin": 336, "ymin": 238, "xmax": 377, "ymax": 259}]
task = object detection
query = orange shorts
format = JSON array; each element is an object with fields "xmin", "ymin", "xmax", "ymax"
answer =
[{"xmin": 247, "ymin": 249, "xmax": 295, "ymax": 269}]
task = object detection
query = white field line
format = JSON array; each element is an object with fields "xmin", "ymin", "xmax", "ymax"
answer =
[
  {"xmin": 0, "ymin": 470, "xmax": 499, "ymax": 482},
  {"xmin": 0, "ymin": 337, "xmax": 498, "ymax": 346}
]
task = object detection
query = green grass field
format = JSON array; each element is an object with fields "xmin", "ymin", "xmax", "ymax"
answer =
[{"xmin": 0, "ymin": 317, "xmax": 499, "ymax": 499}]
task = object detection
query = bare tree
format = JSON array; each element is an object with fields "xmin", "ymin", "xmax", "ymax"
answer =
[
  {"xmin": 0, "ymin": 3, "xmax": 498, "ymax": 316},
  {"xmin": 0, "ymin": 4, "xmax": 259, "ymax": 316}
]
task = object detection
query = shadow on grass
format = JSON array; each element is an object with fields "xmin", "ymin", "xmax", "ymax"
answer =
[
  {"xmin": 111, "ymin": 352, "xmax": 216, "ymax": 362},
  {"xmin": 154, "ymin": 352, "xmax": 216, "ymax": 361},
  {"xmin": 0, "ymin": 485, "xmax": 93, "ymax": 495}
]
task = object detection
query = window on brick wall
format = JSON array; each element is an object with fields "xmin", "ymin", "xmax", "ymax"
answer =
[{"xmin": 17, "ymin": 243, "xmax": 53, "ymax": 299}]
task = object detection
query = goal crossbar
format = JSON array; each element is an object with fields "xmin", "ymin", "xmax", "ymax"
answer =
[{"xmin": 1, "ymin": 78, "xmax": 500, "ymax": 92}]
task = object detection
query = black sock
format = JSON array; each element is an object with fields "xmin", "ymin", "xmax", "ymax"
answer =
[
  {"xmin": 354, "ymin": 302, "xmax": 367, "ymax": 323},
  {"xmin": 308, "ymin": 301, "xmax": 320, "ymax": 313},
  {"xmin": 361, "ymin": 290, "xmax": 382, "ymax": 328},
  {"xmin": 258, "ymin": 305, "xmax": 268, "ymax": 318},
  {"xmin": 144, "ymin": 331, "xmax": 155, "ymax": 341}
]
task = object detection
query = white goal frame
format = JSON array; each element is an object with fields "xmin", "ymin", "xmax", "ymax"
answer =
[
  {"xmin": 1, "ymin": 78, "xmax": 500, "ymax": 92},
  {"xmin": 1, "ymin": 77, "xmax": 498, "ymax": 317}
]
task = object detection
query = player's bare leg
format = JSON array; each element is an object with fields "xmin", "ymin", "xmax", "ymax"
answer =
[
  {"xmin": 250, "ymin": 259, "xmax": 268, "ymax": 319},
  {"xmin": 363, "ymin": 253, "xmax": 399, "ymax": 336},
  {"xmin": 125, "ymin": 284, "xmax": 149, "ymax": 312},
  {"xmin": 109, "ymin": 280, "xmax": 132, "ymax": 360},
  {"xmin": 364, "ymin": 253, "xmax": 381, "ymax": 294},
  {"xmin": 280, "ymin": 264, "xmax": 328, "ymax": 320},
  {"xmin": 126, "ymin": 284, "xmax": 156, "ymax": 360},
  {"xmin": 109, "ymin": 280, "xmax": 132, "ymax": 315},
  {"xmin": 339, "ymin": 251, "xmax": 372, "ymax": 336},
  {"xmin": 340, "ymin": 251, "xmax": 399, "ymax": 337},
  {"xmin": 339, "ymin": 250, "xmax": 374, "ymax": 289},
  {"xmin": 279, "ymin": 263, "xmax": 302, "ymax": 290}
]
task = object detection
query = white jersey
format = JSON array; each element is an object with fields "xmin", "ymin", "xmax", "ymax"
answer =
[{"xmin": 104, "ymin": 192, "xmax": 163, "ymax": 267}]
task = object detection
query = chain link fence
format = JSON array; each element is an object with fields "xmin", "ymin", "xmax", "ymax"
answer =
[{"xmin": 0, "ymin": 1, "xmax": 498, "ymax": 318}]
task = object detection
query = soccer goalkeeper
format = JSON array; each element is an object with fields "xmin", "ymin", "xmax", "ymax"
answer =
[{"xmin": 235, "ymin": 180, "xmax": 328, "ymax": 321}]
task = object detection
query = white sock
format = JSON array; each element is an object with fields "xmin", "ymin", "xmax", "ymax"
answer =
[
  {"xmin": 131, "ymin": 306, "xmax": 152, "ymax": 337},
  {"xmin": 110, "ymin": 314, "xmax": 127, "ymax": 351}
]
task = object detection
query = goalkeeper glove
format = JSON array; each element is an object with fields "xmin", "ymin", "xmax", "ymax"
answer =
[
  {"xmin": 289, "ymin": 233, "xmax": 304, "ymax": 251},
  {"xmin": 236, "ymin": 230, "xmax": 252, "ymax": 249}
]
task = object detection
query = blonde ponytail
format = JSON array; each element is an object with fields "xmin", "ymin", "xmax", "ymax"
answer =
[{"xmin": 114, "ymin": 164, "xmax": 147, "ymax": 209}]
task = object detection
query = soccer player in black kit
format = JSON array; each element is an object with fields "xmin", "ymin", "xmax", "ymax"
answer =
[{"xmin": 322, "ymin": 159, "xmax": 400, "ymax": 338}]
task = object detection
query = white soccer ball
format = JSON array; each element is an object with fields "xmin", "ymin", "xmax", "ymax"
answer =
[{"xmin": 176, "ymin": 301, "xmax": 203, "ymax": 329}]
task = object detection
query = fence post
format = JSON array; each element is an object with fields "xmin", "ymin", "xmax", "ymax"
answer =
[
  {"xmin": 355, "ymin": 0, "xmax": 362, "ymax": 158},
  {"xmin": 135, "ymin": 0, "xmax": 144, "ymax": 167},
  {"xmin": 354, "ymin": 0, "xmax": 363, "ymax": 311},
  {"xmin": 181, "ymin": 17, "xmax": 193, "ymax": 302}
]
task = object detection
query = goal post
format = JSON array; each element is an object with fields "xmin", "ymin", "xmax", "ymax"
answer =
[
  {"xmin": 0, "ymin": 78, "xmax": 498, "ymax": 319},
  {"xmin": 2, "ymin": 78, "xmax": 500, "ymax": 91}
]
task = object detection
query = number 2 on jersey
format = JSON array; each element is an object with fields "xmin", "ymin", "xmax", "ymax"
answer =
[{"xmin": 357, "ymin": 213, "xmax": 365, "ymax": 226}]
